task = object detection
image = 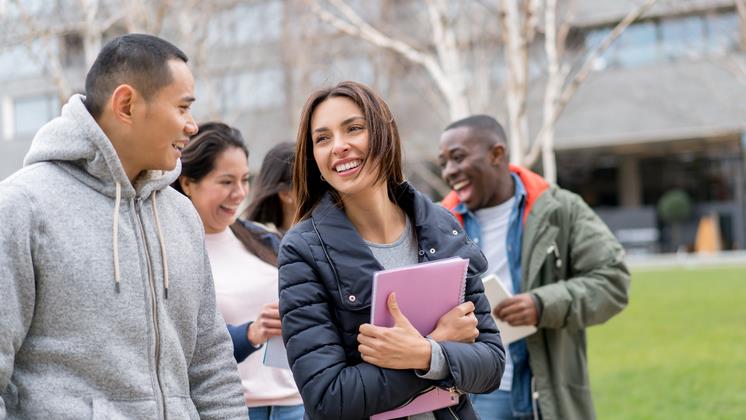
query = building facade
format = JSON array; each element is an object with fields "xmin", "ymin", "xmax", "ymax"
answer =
[{"xmin": 1, "ymin": 0, "xmax": 744, "ymax": 253}]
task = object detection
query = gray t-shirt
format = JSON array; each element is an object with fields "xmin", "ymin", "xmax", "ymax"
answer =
[
  {"xmin": 365, "ymin": 216, "xmax": 448, "ymax": 420},
  {"xmin": 365, "ymin": 215, "xmax": 419, "ymax": 269}
]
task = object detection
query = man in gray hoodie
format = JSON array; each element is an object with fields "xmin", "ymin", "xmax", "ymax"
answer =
[{"xmin": 0, "ymin": 34, "xmax": 246, "ymax": 419}]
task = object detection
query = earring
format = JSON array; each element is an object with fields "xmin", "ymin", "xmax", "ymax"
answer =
[{"xmin": 320, "ymin": 174, "xmax": 326, "ymax": 182}]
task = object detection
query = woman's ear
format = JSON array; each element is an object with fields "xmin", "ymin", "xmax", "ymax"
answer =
[
  {"xmin": 278, "ymin": 188, "xmax": 294, "ymax": 204},
  {"xmin": 179, "ymin": 176, "xmax": 192, "ymax": 197}
]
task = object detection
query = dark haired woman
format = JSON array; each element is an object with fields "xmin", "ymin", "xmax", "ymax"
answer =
[
  {"xmin": 173, "ymin": 123, "xmax": 303, "ymax": 420},
  {"xmin": 277, "ymin": 82, "xmax": 505, "ymax": 419},
  {"xmin": 244, "ymin": 142, "xmax": 296, "ymax": 234}
]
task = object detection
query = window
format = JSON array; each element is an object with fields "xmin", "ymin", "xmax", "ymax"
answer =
[
  {"xmin": 706, "ymin": 12, "xmax": 740, "ymax": 55},
  {"xmin": 0, "ymin": 43, "xmax": 45, "ymax": 80},
  {"xmin": 610, "ymin": 21, "xmax": 658, "ymax": 67},
  {"xmin": 222, "ymin": 68, "xmax": 285, "ymax": 111},
  {"xmin": 584, "ymin": 11, "xmax": 740, "ymax": 70},
  {"xmin": 660, "ymin": 16, "xmax": 706, "ymax": 60},
  {"xmin": 207, "ymin": 1, "xmax": 283, "ymax": 46},
  {"xmin": 61, "ymin": 32, "xmax": 85, "ymax": 68},
  {"xmin": 309, "ymin": 57, "xmax": 375, "ymax": 87},
  {"xmin": 13, "ymin": 94, "xmax": 58, "ymax": 136}
]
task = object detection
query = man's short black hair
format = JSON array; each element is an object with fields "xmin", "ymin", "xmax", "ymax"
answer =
[
  {"xmin": 445, "ymin": 114, "xmax": 508, "ymax": 147},
  {"xmin": 84, "ymin": 33, "xmax": 188, "ymax": 119}
]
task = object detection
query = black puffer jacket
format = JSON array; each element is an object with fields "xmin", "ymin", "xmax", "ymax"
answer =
[{"xmin": 278, "ymin": 182, "xmax": 505, "ymax": 420}]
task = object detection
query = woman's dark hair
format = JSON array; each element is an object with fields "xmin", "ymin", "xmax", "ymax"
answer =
[
  {"xmin": 293, "ymin": 81, "xmax": 404, "ymax": 222},
  {"xmin": 244, "ymin": 142, "xmax": 295, "ymax": 230},
  {"xmin": 173, "ymin": 121, "xmax": 277, "ymax": 266}
]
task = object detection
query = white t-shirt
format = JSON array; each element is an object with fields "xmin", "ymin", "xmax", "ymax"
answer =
[
  {"xmin": 205, "ymin": 229, "xmax": 302, "ymax": 407},
  {"xmin": 475, "ymin": 197, "xmax": 515, "ymax": 392}
]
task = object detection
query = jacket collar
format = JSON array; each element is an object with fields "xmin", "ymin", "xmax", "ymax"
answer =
[
  {"xmin": 310, "ymin": 182, "xmax": 486, "ymax": 310},
  {"xmin": 442, "ymin": 164, "xmax": 550, "ymax": 225}
]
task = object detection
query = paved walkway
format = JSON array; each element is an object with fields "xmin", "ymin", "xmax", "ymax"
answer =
[{"xmin": 626, "ymin": 250, "xmax": 746, "ymax": 270}]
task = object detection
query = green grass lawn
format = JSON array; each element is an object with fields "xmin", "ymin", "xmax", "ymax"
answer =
[{"xmin": 589, "ymin": 266, "xmax": 746, "ymax": 419}]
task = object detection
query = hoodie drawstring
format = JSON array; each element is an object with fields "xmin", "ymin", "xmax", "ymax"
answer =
[
  {"xmin": 151, "ymin": 191, "xmax": 170, "ymax": 299},
  {"xmin": 112, "ymin": 184, "xmax": 170, "ymax": 299},
  {"xmin": 113, "ymin": 182, "xmax": 122, "ymax": 293}
]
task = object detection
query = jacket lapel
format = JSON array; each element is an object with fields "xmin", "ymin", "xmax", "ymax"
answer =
[
  {"xmin": 311, "ymin": 194, "xmax": 382, "ymax": 311},
  {"xmin": 522, "ymin": 190, "xmax": 561, "ymax": 290}
]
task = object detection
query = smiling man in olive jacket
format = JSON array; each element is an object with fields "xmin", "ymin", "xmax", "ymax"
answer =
[{"xmin": 438, "ymin": 115, "xmax": 630, "ymax": 420}]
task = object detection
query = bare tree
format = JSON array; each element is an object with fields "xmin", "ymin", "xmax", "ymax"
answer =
[
  {"xmin": 304, "ymin": 0, "xmax": 473, "ymax": 120},
  {"xmin": 6, "ymin": 0, "xmax": 175, "ymax": 102},
  {"xmin": 501, "ymin": 0, "xmax": 658, "ymax": 183},
  {"xmin": 523, "ymin": 0, "xmax": 657, "ymax": 182},
  {"xmin": 303, "ymin": 0, "xmax": 657, "ymax": 185}
]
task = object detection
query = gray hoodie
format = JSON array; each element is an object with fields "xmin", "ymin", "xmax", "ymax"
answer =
[{"xmin": 0, "ymin": 95, "xmax": 246, "ymax": 419}]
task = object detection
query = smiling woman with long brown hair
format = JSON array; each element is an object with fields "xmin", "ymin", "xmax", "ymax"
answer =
[{"xmin": 277, "ymin": 81, "xmax": 505, "ymax": 419}]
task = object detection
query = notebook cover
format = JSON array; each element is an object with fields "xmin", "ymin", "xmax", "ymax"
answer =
[
  {"xmin": 370, "ymin": 257, "xmax": 468, "ymax": 334},
  {"xmin": 370, "ymin": 387, "xmax": 459, "ymax": 420},
  {"xmin": 369, "ymin": 257, "xmax": 468, "ymax": 418}
]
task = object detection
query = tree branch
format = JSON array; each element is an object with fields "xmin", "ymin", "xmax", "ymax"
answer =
[
  {"xmin": 524, "ymin": 0, "xmax": 658, "ymax": 168},
  {"xmin": 305, "ymin": 0, "xmax": 468, "ymax": 119}
]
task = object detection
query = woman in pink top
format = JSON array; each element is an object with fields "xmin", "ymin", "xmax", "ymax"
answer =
[{"xmin": 173, "ymin": 123, "xmax": 303, "ymax": 420}]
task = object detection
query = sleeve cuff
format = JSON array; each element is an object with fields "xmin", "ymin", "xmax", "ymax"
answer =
[
  {"xmin": 415, "ymin": 338, "xmax": 449, "ymax": 380},
  {"xmin": 227, "ymin": 321, "xmax": 262, "ymax": 363},
  {"xmin": 530, "ymin": 293, "xmax": 544, "ymax": 325}
]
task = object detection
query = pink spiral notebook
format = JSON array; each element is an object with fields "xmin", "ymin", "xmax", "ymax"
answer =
[{"xmin": 369, "ymin": 257, "xmax": 469, "ymax": 420}]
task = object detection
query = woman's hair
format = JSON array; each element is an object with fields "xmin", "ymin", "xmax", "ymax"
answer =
[
  {"xmin": 244, "ymin": 142, "xmax": 295, "ymax": 230},
  {"xmin": 293, "ymin": 81, "xmax": 404, "ymax": 222},
  {"xmin": 172, "ymin": 121, "xmax": 277, "ymax": 266}
]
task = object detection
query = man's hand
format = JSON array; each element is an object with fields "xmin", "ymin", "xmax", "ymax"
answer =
[
  {"xmin": 429, "ymin": 301, "xmax": 478, "ymax": 343},
  {"xmin": 357, "ymin": 293, "xmax": 431, "ymax": 370},
  {"xmin": 493, "ymin": 293, "xmax": 538, "ymax": 326},
  {"xmin": 248, "ymin": 302, "xmax": 282, "ymax": 345}
]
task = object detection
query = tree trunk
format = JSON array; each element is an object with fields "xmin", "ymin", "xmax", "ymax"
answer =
[{"xmin": 501, "ymin": 0, "xmax": 529, "ymax": 165}]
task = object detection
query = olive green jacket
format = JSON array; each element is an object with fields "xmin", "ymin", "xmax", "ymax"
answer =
[{"xmin": 523, "ymin": 186, "xmax": 630, "ymax": 420}]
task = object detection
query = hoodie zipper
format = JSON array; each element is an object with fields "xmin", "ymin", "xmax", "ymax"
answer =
[{"xmin": 135, "ymin": 198, "xmax": 166, "ymax": 420}]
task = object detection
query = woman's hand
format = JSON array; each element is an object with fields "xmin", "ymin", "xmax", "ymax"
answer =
[
  {"xmin": 429, "ymin": 301, "xmax": 479, "ymax": 343},
  {"xmin": 357, "ymin": 293, "xmax": 431, "ymax": 370},
  {"xmin": 248, "ymin": 302, "xmax": 283, "ymax": 346}
]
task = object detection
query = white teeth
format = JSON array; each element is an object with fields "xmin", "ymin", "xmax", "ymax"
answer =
[
  {"xmin": 335, "ymin": 160, "xmax": 361, "ymax": 173},
  {"xmin": 453, "ymin": 180, "xmax": 470, "ymax": 190}
]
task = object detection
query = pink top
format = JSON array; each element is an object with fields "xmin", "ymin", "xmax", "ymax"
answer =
[{"xmin": 205, "ymin": 229, "xmax": 302, "ymax": 408}]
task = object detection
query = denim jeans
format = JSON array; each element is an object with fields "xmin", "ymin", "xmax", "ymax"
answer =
[
  {"xmin": 471, "ymin": 390, "xmax": 535, "ymax": 420},
  {"xmin": 248, "ymin": 404, "xmax": 305, "ymax": 420}
]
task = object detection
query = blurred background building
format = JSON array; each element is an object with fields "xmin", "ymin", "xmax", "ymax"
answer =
[{"xmin": 1, "ymin": 0, "xmax": 744, "ymax": 253}]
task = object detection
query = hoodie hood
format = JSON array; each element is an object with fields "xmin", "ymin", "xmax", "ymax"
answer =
[
  {"xmin": 23, "ymin": 94, "xmax": 180, "ymax": 297},
  {"xmin": 23, "ymin": 94, "xmax": 180, "ymax": 199}
]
